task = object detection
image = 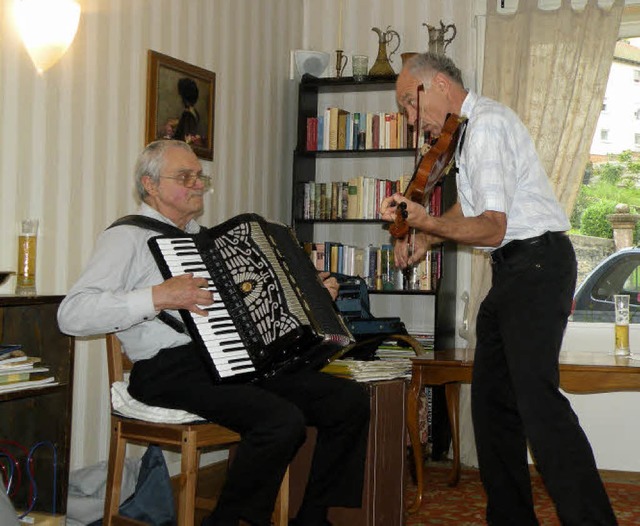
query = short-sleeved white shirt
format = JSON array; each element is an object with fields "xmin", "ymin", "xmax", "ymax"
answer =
[{"xmin": 456, "ymin": 91, "xmax": 570, "ymax": 249}]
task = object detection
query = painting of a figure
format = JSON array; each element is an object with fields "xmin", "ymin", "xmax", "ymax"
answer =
[{"xmin": 146, "ymin": 50, "xmax": 215, "ymax": 160}]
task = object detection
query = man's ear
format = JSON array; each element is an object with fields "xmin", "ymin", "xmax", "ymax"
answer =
[
  {"xmin": 142, "ymin": 175, "xmax": 158, "ymax": 196},
  {"xmin": 433, "ymin": 72, "xmax": 449, "ymax": 94}
]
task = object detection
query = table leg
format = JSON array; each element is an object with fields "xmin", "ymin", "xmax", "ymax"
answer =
[
  {"xmin": 445, "ymin": 382, "xmax": 461, "ymax": 486},
  {"xmin": 406, "ymin": 374, "xmax": 423, "ymax": 513}
]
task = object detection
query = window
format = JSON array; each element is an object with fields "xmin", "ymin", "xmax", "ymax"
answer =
[
  {"xmin": 636, "ymin": 133, "xmax": 640, "ymax": 147},
  {"xmin": 600, "ymin": 129, "xmax": 609, "ymax": 141},
  {"xmin": 572, "ymin": 251, "xmax": 640, "ymax": 322},
  {"xmin": 634, "ymin": 69, "xmax": 640, "ymax": 83}
]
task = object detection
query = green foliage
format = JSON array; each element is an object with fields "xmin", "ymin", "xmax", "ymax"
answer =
[
  {"xmin": 573, "ymin": 154, "xmax": 640, "ymax": 241},
  {"xmin": 593, "ymin": 163, "xmax": 623, "ymax": 185},
  {"xmin": 580, "ymin": 201, "xmax": 616, "ymax": 238},
  {"xmin": 619, "ymin": 150, "xmax": 633, "ymax": 163}
]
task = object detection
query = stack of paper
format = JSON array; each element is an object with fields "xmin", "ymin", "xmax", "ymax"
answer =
[
  {"xmin": 0, "ymin": 344, "xmax": 57, "ymax": 393},
  {"xmin": 323, "ymin": 358, "xmax": 413, "ymax": 382}
]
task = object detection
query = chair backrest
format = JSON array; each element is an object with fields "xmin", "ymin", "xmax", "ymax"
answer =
[{"xmin": 105, "ymin": 333, "xmax": 134, "ymax": 385}]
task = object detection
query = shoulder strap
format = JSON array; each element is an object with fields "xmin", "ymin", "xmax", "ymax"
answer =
[
  {"xmin": 107, "ymin": 214, "xmax": 189, "ymax": 335},
  {"xmin": 107, "ymin": 214, "xmax": 189, "ymax": 237}
]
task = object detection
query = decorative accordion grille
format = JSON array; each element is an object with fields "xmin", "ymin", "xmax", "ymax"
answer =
[{"xmin": 212, "ymin": 220, "xmax": 307, "ymax": 345}]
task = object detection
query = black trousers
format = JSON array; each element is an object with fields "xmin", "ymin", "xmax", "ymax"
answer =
[
  {"xmin": 128, "ymin": 343, "xmax": 370, "ymax": 526},
  {"xmin": 472, "ymin": 233, "xmax": 617, "ymax": 526}
]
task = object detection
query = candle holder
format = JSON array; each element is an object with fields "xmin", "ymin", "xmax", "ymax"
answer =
[{"xmin": 335, "ymin": 49, "xmax": 348, "ymax": 78}]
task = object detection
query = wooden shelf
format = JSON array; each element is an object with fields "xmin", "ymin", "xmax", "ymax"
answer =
[
  {"xmin": 0, "ymin": 296, "xmax": 74, "ymax": 515},
  {"xmin": 290, "ymin": 77, "xmax": 458, "ymax": 350}
]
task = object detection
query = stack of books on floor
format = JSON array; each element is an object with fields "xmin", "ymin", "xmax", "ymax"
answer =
[{"xmin": 0, "ymin": 344, "xmax": 57, "ymax": 393}]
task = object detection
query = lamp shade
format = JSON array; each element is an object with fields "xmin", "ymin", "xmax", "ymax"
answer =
[{"xmin": 14, "ymin": 0, "xmax": 81, "ymax": 74}]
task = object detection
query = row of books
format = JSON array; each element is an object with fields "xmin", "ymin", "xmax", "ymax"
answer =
[
  {"xmin": 303, "ymin": 241, "xmax": 442, "ymax": 292},
  {"xmin": 296, "ymin": 176, "xmax": 442, "ymax": 222},
  {"xmin": 305, "ymin": 107, "xmax": 420, "ymax": 152},
  {"xmin": 297, "ymin": 174, "xmax": 412, "ymax": 221},
  {"xmin": 0, "ymin": 344, "xmax": 57, "ymax": 393}
]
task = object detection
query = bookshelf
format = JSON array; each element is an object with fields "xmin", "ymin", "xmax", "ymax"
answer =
[
  {"xmin": 291, "ymin": 75, "xmax": 458, "ymax": 350},
  {"xmin": 0, "ymin": 296, "xmax": 74, "ymax": 517}
]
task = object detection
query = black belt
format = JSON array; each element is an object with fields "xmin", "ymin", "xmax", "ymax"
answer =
[{"xmin": 490, "ymin": 231, "xmax": 566, "ymax": 264}]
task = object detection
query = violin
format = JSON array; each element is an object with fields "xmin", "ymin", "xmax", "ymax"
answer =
[{"xmin": 389, "ymin": 113, "xmax": 465, "ymax": 239}]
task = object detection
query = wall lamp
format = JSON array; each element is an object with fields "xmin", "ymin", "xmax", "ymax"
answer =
[{"xmin": 14, "ymin": 0, "xmax": 81, "ymax": 74}]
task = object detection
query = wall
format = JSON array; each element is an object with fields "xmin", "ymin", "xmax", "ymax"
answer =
[
  {"xmin": 0, "ymin": 0, "xmax": 482, "ymax": 472},
  {"xmin": 1, "ymin": 0, "xmax": 636, "ymax": 476},
  {"xmin": 0, "ymin": 0, "xmax": 303, "ymax": 470},
  {"xmin": 569, "ymin": 233, "xmax": 615, "ymax": 286}
]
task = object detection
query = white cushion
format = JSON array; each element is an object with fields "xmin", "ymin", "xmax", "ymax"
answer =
[{"xmin": 111, "ymin": 381, "xmax": 205, "ymax": 424}]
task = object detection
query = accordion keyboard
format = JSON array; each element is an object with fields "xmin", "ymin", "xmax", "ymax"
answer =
[{"xmin": 155, "ymin": 237, "xmax": 257, "ymax": 379}]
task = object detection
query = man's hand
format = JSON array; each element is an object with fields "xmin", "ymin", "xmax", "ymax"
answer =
[
  {"xmin": 152, "ymin": 274, "xmax": 214, "ymax": 317},
  {"xmin": 393, "ymin": 232, "xmax": 430, "ymax": 269},
  {"xmin": 380, "ymin": 193, "xmax": 428, "ymax": 228},
  {"xmin": 319, "ymin": 271, "xmax": 339, "ymax": 301}
]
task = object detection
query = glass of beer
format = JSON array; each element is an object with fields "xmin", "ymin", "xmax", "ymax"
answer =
[
  {"xmin": 614, "ymin": 294, "xmax": 630, "ymax": 356},
  {"xmin": 15, "ymin": 219, "xmax": 38, "ymax": 296}
]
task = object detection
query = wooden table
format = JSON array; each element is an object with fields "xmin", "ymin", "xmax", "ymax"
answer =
[{"xmin": 406, "ymin": 349, "xmax": 640, "ymax": 512}]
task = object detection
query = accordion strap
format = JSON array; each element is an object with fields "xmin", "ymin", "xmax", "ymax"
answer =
[
  {"xmin": 107, "ymin": 214, "xmax": 197, "ymax": 335},
  {"xmin": 107, "ymin": 214, "xmax": 190, "ymax": 237}
]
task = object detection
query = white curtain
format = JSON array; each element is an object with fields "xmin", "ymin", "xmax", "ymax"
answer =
[{"xmin": 457, "ymin": 0, "xmax": 623, "ymax": 468}]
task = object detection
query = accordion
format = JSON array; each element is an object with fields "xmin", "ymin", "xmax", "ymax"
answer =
[{"xmin": 148, "ymin": 213, "xmax": 354, "ymax": 384}]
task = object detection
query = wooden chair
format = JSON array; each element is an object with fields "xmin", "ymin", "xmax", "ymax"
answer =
[{"xmin": 103, "ymin": 333, "xmax": 289, "ymax": 526}]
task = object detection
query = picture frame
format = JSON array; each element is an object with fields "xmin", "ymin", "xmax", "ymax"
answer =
[{"xmin": 145, "ymin": 50, "xmax": 216, "ymax": 160}]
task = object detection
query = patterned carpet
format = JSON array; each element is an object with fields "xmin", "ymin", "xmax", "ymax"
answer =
[{"xmin": 405, "ymin": 464, "xmax": 640, "ymax": 525}]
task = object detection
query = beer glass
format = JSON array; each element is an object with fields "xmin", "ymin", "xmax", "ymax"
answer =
[
  {"xmin": 614, "ymin": 294, "xmax": 630, "ymax": 356},
  {"xmin": 16, "ymin": 219, "xmax": 38, "ymax": 296}
]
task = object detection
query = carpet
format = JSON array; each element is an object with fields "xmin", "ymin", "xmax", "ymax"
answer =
[{"xmin": 405, "ymin": 465, "xmax": 640, "ymax": 525}]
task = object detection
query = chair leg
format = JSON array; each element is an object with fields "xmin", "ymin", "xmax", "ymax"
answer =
[
  {"xmin": 104, "ymin": 420, "xmax": 127, "ymax": 526},
  {"xmin": 272, "ymin": 466, "xmax": 289, "ymax": 526},
  {"xmin": 177, "ymin": 429, "xmax": 198, "ymax": 526}
]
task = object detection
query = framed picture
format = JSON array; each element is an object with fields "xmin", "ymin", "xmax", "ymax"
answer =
[{"xmin": 145, "ymin": 50, "xmax": 216, "ymax": 160}]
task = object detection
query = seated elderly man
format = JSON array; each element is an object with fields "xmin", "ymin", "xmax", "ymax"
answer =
[{"xmin": 58, "ymin": 140, "xmax": 370, "ymax": 526}]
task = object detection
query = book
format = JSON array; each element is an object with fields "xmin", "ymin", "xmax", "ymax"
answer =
[
  {"xmin": 0, "ymin": 375, "xmax": 57, "ymax": 393},
  {"xmin": 316, "ymin": 115, "xmax": 325, "ymax": 151},
  {"xmin": 328, "ymin": 107, "xmax": 348, "ymax": 150},
  {"xmin": 337, "ymin": 109, "xmax": 349, "ymax": 150},
  {"xmin": 0, "ymin": 356, "xmax": 41, "ymax": 368},
  {"xmin": 0, "ymin": 367, "xmax": 49, "ymax": 384},
  {"xmin": 305, "ymin": 117, "xmax": 317, "ymax": 151},
  {"xmin": 0, "ymin": 343, "xmax": 22, "ymax": 355},
  {"xmin": 314, "ymin": 243, "xmax": 326, "ymax": 271}
]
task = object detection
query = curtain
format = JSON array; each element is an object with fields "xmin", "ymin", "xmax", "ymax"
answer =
[
  {"xmin": 465, "ymin": 0, "xmax": 623, "ymax": 350},
  {"xmin": 457, "ymin": 0, "xmax": 623, "ymax": 468}
]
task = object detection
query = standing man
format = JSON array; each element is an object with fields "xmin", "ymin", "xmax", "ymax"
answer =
[
  {"xmin": 381, "ymin": 53, "xmax": 616, "ymax": 525},
  {"xmin": 58, "ymin": 139, "xmax": 370, "ymax": 526}
]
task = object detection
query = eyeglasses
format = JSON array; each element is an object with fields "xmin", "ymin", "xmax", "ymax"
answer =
[{"xmin": 159, "ymin": 171, "xmax": 212, "ymax": 189}]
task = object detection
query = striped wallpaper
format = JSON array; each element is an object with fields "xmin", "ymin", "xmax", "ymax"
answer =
[{"xmin": 0, "ymin": 0, "xmax": 480, "ymax": 470}]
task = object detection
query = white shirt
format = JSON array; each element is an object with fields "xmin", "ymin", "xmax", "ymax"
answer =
[
  {"xmin": 456, "ymin": 91, "xmax": 570, "ymax": 249},
  {"xmin": 57, "ymin": 203, "xmax": 201, "ymax": 361}
]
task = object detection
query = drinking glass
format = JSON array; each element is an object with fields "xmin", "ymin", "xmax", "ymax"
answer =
[
  {"xmin": 352, "ymin": 55, "xmax": 368, "ymax": 82},
  {"xmin": 614, "ymin": 294, "xmax": 630, "ymax": 356},
  {"xmin": 15, "ymin": 219, "xmax": 38, "ymax": 296}
]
